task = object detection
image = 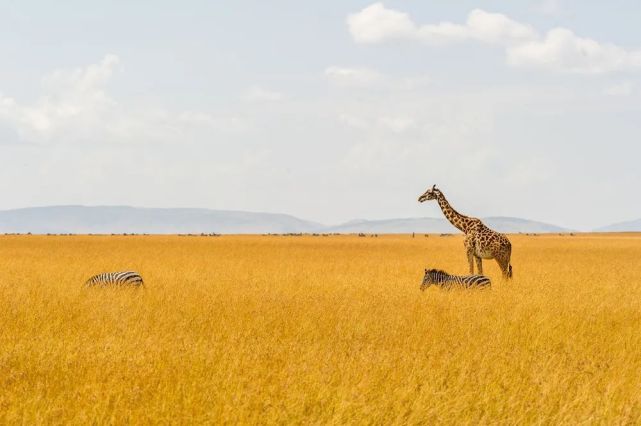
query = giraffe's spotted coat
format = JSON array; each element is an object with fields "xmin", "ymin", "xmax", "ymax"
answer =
[{"xmin": 418, "ymin": 185, "xmax": 513, "ymax": 279}]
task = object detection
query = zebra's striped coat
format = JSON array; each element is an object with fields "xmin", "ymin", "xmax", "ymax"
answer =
[
  {"xmin": 421, "ymin": 268, "xmax": 490, "ymax": 291},
  {"xmin": 85, "ymin": 271, "xmax": 144, "ymax": 287}
]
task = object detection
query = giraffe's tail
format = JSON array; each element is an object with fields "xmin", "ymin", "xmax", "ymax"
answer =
[{"xmin": 507, "ymin": 264, "xmax": 513, "ymax": 279}]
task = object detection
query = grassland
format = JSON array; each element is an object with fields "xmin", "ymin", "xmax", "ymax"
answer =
[{"xmin": 1, "ymin": 233, "xmax": 640, "ymax": 424}]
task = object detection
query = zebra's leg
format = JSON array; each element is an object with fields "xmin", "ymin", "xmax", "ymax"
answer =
[{"xmin": 475, "ymin": 256, "xmax": 483, "ymax": 275}]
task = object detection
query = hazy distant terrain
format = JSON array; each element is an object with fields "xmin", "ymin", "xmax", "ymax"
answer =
[
  {"xmin": 328, "ymin": 216, "xmax": 570, "ymax": 234},
  {"xmin": 594, "ymin": 219, "xmax": 641, "ymax": 232},
  {"xmin": 0, "ymin": 206, "xmax": 579, "ymax": 234},
  {"xmin": 326, "ymin": 218, "xmax": 454, "ymax": 234},
  {"xmin": 0, "ymin": 206, "xmax": 323, "ymax": 234}
]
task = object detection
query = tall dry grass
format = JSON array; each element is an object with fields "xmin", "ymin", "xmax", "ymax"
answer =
[{"xmin": 1, "ymin": 234, "xmax": 640, "ymax": 424}]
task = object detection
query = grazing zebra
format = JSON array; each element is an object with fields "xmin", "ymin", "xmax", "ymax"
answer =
[
  {"xmin": 84, "ymin": 271, "xmax": 144, "ymax": 287},
  {"xmin": 421, "ymin": 268, "xmax": 490, "ymax": 291}
]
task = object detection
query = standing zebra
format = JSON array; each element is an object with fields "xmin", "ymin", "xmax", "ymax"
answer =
[
  {"xmin": 421, "ymin": 268, "xmax": 490, "ymax": 291},
  {"xmin": 84, "ymin": 271, "xmax": 144, "ymax": 287}
]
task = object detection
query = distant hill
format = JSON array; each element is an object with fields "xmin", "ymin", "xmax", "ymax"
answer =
[
  {"xmin": 594, "ymin": 218, "xmax": 641, "ymax": 232},
  {"xmin": 326, "ymin": 216, "xmax": 570, "ymax": 234},
  {"xmin": 482, "ymin": 217, "xmax": 570, "ymax": 233},
  {"xmin": 0, "ymin": 206, "xmax": 573, "ymax": 234},
  {"xmin": 326, "ymin": 217, "xmax": 455, "ymax": 234},
  {"xmin": 0, "ymin": 206, "xmax": 324, "ymax": 234}
]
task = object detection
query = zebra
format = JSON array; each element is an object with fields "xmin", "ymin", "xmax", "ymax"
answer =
[
  {"xmin": 421, "ymin": 268, "xmax": 490, "ymax": 291},
  {"xmin": 84, "ymin": 271, "xmax": 144, "ymax": 287}
]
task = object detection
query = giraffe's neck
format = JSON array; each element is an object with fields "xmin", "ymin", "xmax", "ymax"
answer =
[{"xmin": 436, "ymin": 192, "xmax": 475, "ymax": 233}]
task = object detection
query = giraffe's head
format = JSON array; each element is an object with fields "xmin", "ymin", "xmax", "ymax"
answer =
[{"xmin": 418, "ymin": 185, "xmax": 440, "ymax": 203}]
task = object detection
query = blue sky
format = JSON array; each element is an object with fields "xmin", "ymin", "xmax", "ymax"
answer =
[{"xmin": 1, "ymin": 1, "xmax": 640, "ymax": 229}]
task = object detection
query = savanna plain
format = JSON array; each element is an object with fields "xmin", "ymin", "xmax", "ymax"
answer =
[{"xmin": 1, "ymin": 233, "xmax": 640, "ymax": 424}]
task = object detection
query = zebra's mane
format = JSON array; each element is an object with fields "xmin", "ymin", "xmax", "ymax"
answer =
[{"xmin": 425, "ymin": 268, "xmax": 448, "ymax": 275}]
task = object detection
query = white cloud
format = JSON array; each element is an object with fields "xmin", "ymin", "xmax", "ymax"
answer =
[
  {"xmin": 348, "ymin": 3, "xmax": 641, "ymax": 74},
  {"xmin": 462, "ymin": 9, "xmax": 537, "ymax": 44},
  {"xmin": 242, "ymin": 86, "xmax": 284, "ymax": 102},
  {"xmin": 0, "ymin": 54, "xmax": 120, "ymax": 142},
  {"xmin": 42, "ymin": 53, "xmax": 120, "ymax": 95},
  {"xmin": 348, "ymin": 3, "xmax": 536, "ymax": 46},
  {"xmin": 347, "ymin": 3, "xmax": 417, "ymax": 44},
  {"xmin": 0, "ymin": 55, "xmax": 247, "ymax": 145},
  {"xmin": 507, "ymin": 28, "xmax": 641, "ymax": 73}
]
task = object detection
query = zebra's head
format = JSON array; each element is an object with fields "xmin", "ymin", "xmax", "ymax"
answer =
[
  {"xmin": 418, "ymin": 185, "xmax": 440, "ymax": 203},
  {"xmin": 421, "ymin": 268, "xmax": 435, "ymax": 291}
]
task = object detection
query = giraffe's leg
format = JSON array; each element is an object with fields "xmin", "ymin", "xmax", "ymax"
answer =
[
  {"xmin": 464, "ymin": 235, "xmax": 475, "ymax": 274},
  {"xmin": 475, "ymin": 256, "xmax": 483, "ymax": 275},
  {"xmin": 506, "ymin": 243, "xmax": 513, "ymax": 279},
  {"xmin": 496, "ymin": 255, "xmax": 510, "ymax": 279},
  {"xmin": 466, "ymin": 248, "xmax": 475, "ymax": 274}
]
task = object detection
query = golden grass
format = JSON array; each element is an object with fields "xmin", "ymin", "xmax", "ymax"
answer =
[{"xmin": 1, "ymin": 233, "xmax": 640, "ymax": 424}]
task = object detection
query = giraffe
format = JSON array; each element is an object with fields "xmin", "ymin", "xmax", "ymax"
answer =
[{"xmin": 418, "ymin": 185, "xmax": 513, "ymax": 279}]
